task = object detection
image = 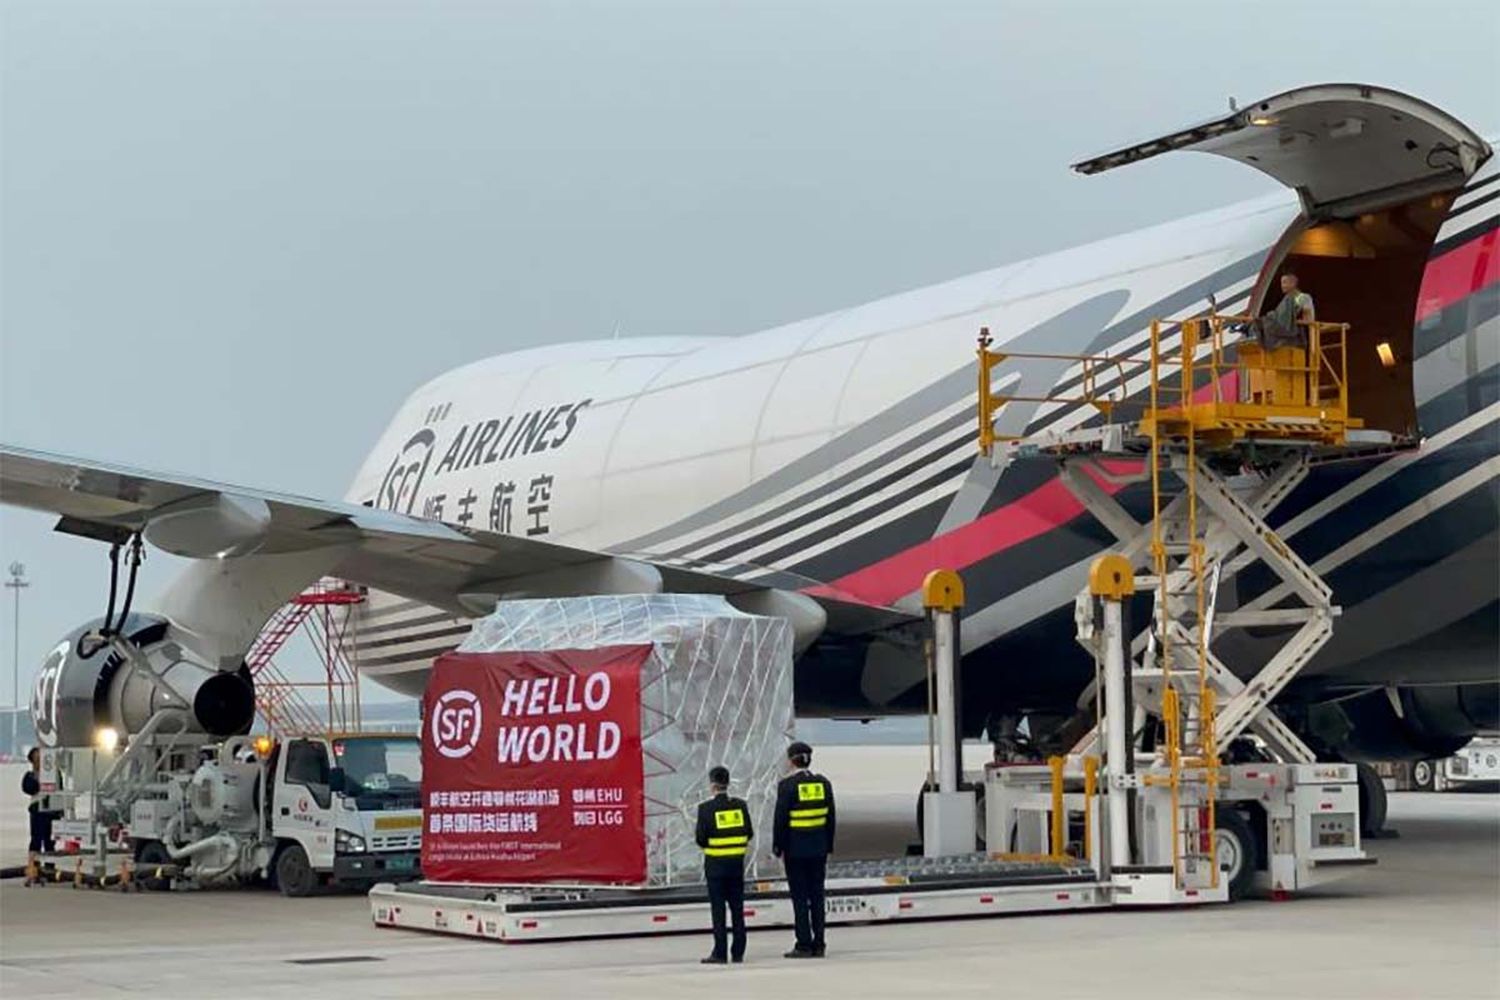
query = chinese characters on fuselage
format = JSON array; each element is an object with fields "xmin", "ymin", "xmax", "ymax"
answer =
[{"xmin": 373, "ymin": 397, "xmax": 591, "ymax": 539}]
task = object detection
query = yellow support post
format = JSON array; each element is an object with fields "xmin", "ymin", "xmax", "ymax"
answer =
[
  {"xmin": 1203, "ymin": 687, "xmax": 1220, "ymax": 888},
  {"xmin": 1163, "ymin": 686, "xmax": 1182, "ymax": 886},
  {"xmin": 1049, "ymin": 754, "xmax": 1066, "ymax": 860},
  {"xmin": 1180, "ymin": 318, "xmax": 1197, "ymax": 412},
  {"xmin": 976, "ymin": 327, "xmax": 997, "ymax": 457},
  {"xmin": 1082, "ymin": 755, "xmax": 1098, "ymax": 866}
]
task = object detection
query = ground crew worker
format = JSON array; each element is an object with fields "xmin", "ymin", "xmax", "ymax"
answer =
[
  {"xmin": 1257, "ymin": 272, "xmax": 1316, "ymax": 349},
  {"xmin": 773, "ymin": 740, "xmax": 835, "ymax": 958},
  {"xmin": 694, "ymin": 765, "xmax": 753, "ymax": 965},
  {"xmin": 23, "ymin": 747, "xmax": 56, "ymax": 886},
  {"xmin": 1242, "ymin": 272, "xmax": 1317, "ymax": 405}
]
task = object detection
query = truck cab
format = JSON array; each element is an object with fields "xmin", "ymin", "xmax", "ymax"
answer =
[{"xmin": 267, "ymin": 733, "xmax": 424, "ymax": 896}]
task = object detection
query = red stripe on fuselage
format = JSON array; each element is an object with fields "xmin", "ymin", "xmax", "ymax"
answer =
[
  {"xmin": 1418, "ymin": 227, "xmax": 1498, "ymax": 321},
  {"xmin": 1193, "ymin": 371, "xmax": 1238, "ymax": 404},
  {"xmin": 807, "ymin": 460, "xmax": 1139, "ymax": 607}
]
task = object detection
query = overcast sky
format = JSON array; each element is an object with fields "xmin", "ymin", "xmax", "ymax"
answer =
[{"xmin": 2, "ymin": 0, "xmax": 1497, "ymax": 702}]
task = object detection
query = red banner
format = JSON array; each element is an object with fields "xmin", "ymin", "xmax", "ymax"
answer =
[{"xmin": 421, "ymin": 645, "xmax": 649, "ymax": 884}]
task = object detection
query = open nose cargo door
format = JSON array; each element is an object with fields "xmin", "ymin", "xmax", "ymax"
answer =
[
  {"xmin": 1071, "ymin": 83, "xmax": 1491, "ymax": 220},
  {"xmin": 1073, "ymin": 83, "xmax": 1493, "ymax": 439}
]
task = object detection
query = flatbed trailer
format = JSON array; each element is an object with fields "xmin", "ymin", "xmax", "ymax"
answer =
[{"xmin": 371, "ymin": 856, "xmax": 1106, "ymax": 943}]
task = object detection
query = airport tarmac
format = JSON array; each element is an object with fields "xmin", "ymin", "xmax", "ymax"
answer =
[{"xmin": 1, "ymin": 747, "xmax": 1497, "ymax": 1000}]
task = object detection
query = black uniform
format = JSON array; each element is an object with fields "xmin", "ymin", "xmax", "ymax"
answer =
[
  {"xmin": 773, "ymin": 769, "xmax": 836, "ymax": 955},
  {"xmin": 22, "ymin": 770, "xmax": 54, "ymax": 853},
  {"xmin": 694, "ymin": 791, "xmax": 754, "ymax": 961}
]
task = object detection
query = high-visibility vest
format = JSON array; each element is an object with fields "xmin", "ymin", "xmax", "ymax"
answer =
[
  {"xmin": 1291, "ymin": 291, "xmax": 1315, "ymax": 322},
  {"xmin": 788, "ymin": 779, "xmax": 829, "ymax": 829},
  {"xmin": 704, "ymin": 804, "xmax": 750, "ymax": 858}
]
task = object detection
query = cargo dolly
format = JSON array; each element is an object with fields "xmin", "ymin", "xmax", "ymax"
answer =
[{"xmin": 371, "ymin": 855, "xmax": 1101, "ymax": 942}]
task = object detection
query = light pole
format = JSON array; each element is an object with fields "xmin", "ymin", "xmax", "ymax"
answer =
[{"xmin": 4, "ymin": 562, "xmax": 28, "ymax": 757}]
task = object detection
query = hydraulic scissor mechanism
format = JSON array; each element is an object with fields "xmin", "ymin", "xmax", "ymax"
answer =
[{"xmin": 974, "ymin": 309, "xmax": 1388, "ymax": 889}]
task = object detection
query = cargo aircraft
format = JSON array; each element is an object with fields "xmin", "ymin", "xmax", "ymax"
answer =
[{"xmin": 5, "ymin": 85, "xmax": 1496, "ymax": 818}]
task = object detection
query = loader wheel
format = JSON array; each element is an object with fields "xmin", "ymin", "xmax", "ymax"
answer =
[
  {"xmin": 135, "ymin": 840, "xmax": 172, "ymax": 866},
  {"xmin": 1357, "ymin": 762, "xmax": 1388, "ymax": 836},
  {"xmin": 1411, "ymin": 759, "xmax": 1437, "ymax": 792},
  {"xmin": 275, "ymin": 845, "xmax": 317, "ymax": 898},
  {"xmin": 1214, "ymin": 809, "xmax": 1258, "ymax": 902},
  {"xmin": 134, "ymin": 841, "xmax": 174, "ymax": 890}
]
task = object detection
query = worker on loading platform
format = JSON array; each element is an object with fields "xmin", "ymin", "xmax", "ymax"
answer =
[
  {"xmin": 695, "ymin": 765, "xmax": 753, "ymax": 965},
  {"xmin": 774, "ymin": 740, "xmax": 836, "ymax": 958},
  {"xmin": 1256, "ymin": 271, "xmax": 1316, "ymax": 349},
  {"xmin": 1243, "ymin": 272, "xmax": 1316, "ymax": 405}
]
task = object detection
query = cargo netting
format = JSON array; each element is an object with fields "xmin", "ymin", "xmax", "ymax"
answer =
[{"xmin": 459, "ymin": 594, "xmax": 795, "ymax": 885}]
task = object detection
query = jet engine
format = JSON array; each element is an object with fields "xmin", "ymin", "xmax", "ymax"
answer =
[
  {"xmin": 1302, "ymin": 684, "xmax": 1500, "ymax": 762},
  {"xmin": 30, "ymin": 612, "xmax": 256, "ymax": 748}
]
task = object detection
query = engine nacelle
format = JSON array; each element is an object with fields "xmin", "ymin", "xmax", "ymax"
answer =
[
  {"xmin": 30, "ymin": 613, "xmax": 256, "ymax": 748},
  {"xmin": 1304, "ymin": 684, "xmax": 1500, "ymax": 762}
]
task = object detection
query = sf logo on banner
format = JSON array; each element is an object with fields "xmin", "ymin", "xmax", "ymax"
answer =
[{"xmin": 432, "ymin": 689, "xmax": 483, "ymax": 758}]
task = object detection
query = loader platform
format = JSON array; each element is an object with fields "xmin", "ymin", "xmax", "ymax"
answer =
[{"xmin": 370, "ymin": 854, "xmax": 1103, "ymax": 942}]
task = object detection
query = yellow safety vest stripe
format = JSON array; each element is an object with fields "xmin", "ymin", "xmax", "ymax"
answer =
[
  {"xmin": 789, "ymin": 807, "xmax": 828, "ymax": 818},
  {"xmin": 703, "ymin": 846, "xmax": 748, "ymax": 857},
  {"xmin": 707, "ymin": 835, "xmax": 749, "ymax": 847},
  {"xmin": 788, "ymin": 817, "xmax": 827, "ymax": 828}
]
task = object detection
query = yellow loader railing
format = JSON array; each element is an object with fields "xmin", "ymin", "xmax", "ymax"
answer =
[
  {"xmin": 1142, "ymin": 312, "xmax": 1350, "ymax": 420},
  {"xmin": 977, "ymin": 314, "xmax": 1356, "ymax": 456},
  {"xmin": 975, "ymin": 326, "xmax": 1131, "ymax": 455}
]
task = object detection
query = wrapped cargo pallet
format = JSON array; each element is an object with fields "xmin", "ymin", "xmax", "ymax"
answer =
[{"xmin": 420, "ymin": 594, "xmax": 795, "ymax": 887}]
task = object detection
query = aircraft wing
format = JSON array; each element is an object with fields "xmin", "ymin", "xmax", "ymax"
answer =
[{"xmin": 0, "ymin": 444, "xmax": 912, "ymax": 666}]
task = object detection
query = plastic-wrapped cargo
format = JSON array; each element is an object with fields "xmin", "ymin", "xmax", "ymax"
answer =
[{"xmin": 420, "ymin": 594, "xmax": 794, "ymax": 887}]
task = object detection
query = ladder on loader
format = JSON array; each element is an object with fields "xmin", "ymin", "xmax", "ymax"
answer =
[{"xmin": 977, "ymin": 312, "xmax": 1367, "ymax": 890}]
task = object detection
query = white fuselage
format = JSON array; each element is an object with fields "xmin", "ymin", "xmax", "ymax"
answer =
[
  {"xmin": 347, "ymin": 195, "xmax": 1298, "ymax": 552},
  {"xmin": 340, "ymin": 163, "xmax": 1499, "ymax": 715},
  {"xmin": 341, "ymin": 190, "xmax": 1298, "ymax": 683}
]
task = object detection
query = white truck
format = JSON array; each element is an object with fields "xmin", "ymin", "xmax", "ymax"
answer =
[
  {"xmin": 1398, "ymin": 736, "xmax": 1500, "ymax": 793},
  {"xmin": 43, "ymin": 729, "xmax": 423, "ymax": 896},
  {"xmin": 30, "ymin": 617, "xmax": 424, "ymax": 895}
]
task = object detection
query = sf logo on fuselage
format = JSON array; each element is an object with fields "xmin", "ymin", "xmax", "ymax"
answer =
[
  {"xmin": 30, "ymin": 640, "xmax": 70, "ymax": 748},
  {"xmin": 376, "ymin": 428, "xmax": 437, "ymax": 514},
  {"xmin": 432, "ymin": 689, "xmax": 483, "ymax": 759}
]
